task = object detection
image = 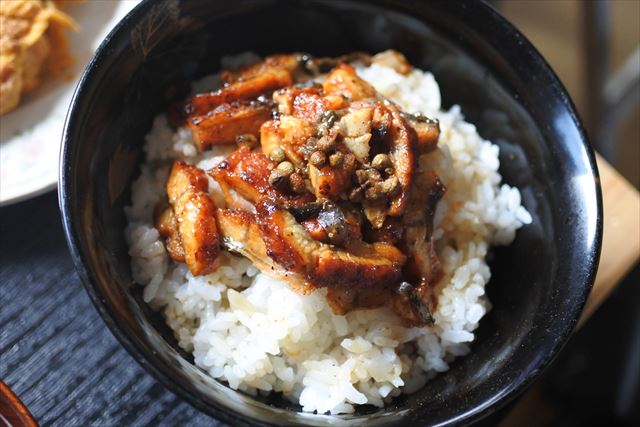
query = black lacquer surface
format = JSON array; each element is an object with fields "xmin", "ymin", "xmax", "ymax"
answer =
[{"xmin": 59, "ymin": 0, "xmax": 602, "ymax": 426}]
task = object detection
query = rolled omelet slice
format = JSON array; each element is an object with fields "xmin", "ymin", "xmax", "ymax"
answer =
[{"xmin": 0, "ymin": 0, "xmax": 77, "ymax": 115}]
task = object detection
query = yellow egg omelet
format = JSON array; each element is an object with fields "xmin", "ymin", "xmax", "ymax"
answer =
[{"xmin": 0, "ymin": 0, "xmax": 77, "ymax": 115}]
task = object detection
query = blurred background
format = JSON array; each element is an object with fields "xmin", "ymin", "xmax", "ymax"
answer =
[
  {"xmin": 503, "ymin": 0, "xmax": 639, "ymax": 187},
  {"xmin": 496, "ymin": 1, "xmax": 640, "ymax": 425}
]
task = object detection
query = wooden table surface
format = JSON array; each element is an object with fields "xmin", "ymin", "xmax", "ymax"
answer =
[
  {"xmin": 1, "ymin": 155, "xmax": 638, "ymax": 426},
  {"xmin": 579, "ymin": 155, "xmax": 640, "ymax": 325}
]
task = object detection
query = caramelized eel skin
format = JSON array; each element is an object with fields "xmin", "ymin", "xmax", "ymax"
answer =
[
  {"xmin": 162, "ymin": 161, "xmax": 220, "ymax": 276},
  {"xmin": 155, "ymin": 51, "xmax": 446, "ymax": 326}
]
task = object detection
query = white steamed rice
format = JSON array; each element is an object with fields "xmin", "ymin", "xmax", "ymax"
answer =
[{"xmin": 125, "ymin": 58, "xmax": 532, "ymax": 414}]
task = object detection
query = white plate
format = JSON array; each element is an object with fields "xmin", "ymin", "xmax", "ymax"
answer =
[{"xmin": 0, "ymin": 0, "xmax": 140, "ymax": 206}]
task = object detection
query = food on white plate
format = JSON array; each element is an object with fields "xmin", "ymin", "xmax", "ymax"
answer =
[
  {"xmin": 126, "ymin": 50, "xmax": 532, "ymax": 414},
  {"xmin": 0, "ymin": 0, "xmax": 77, "ymax": 115}
]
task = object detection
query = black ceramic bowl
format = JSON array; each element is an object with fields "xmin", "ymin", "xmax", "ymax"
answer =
[{"xmin": 59, "ymin": 0, "xmax": 602, "ymax": 425}]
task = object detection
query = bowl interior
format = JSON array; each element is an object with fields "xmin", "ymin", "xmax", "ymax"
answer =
[{"xmin": 60, "ymin": 0, "xmax": 601, "ymax": 425}]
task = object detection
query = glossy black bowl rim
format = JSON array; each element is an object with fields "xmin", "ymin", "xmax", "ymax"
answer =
[{"xmin": 59, "ymin": 0, "xmax": 603, "ymax": 425}]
